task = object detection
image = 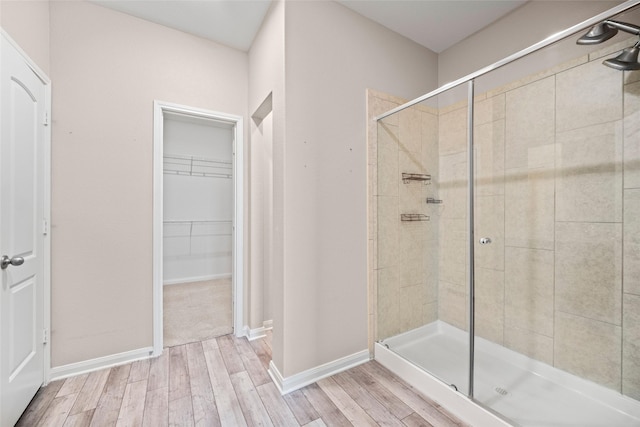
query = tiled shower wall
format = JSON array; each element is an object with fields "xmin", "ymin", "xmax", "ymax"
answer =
[
  {"xmin": 368, "ymin": 90, "xmax": 439, "ymax": 343},
  {"xmin": 368, "ymin": 36, "xmax": 640, "ymax": 399}
]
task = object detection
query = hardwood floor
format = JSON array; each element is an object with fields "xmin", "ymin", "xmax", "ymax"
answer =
[{"xmin": 16, "ymin": 332, "xmax": 466, "ymax": 426}]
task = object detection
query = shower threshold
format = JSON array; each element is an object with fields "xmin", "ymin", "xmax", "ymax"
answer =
[{"xmin": 376, "ymin": 321, "xmax": 640, "ymax": 427}]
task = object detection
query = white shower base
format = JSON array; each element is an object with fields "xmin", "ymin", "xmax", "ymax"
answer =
[{"xmin": 376, "ymin": 321, "xmax": 640, "ymax": 427}]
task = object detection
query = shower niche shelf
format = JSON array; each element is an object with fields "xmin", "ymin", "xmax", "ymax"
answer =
[
  {"xmin": 401, "ymin": 213, "xmax": 430, "ymax": 222},
  {"xmin": 164, "ymin": 153, "xmax": 232, "ymax": 179},
  {"xmin": 402, "ymin": 173, "xmax": 431, "ymax": 184}
]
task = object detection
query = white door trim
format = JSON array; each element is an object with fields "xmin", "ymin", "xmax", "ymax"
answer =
[
  {"xmin": 152, "ymin": 100, "xmax": 244, "ymax": 355},
  {"xmin": 0, "ymin": 28, "xmax": 52, "ymax": 384}
]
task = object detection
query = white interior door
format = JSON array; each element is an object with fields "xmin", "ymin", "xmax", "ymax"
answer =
[{"xmin": 0, "ymin": 34, "xmax": 47, "ymax": 427}]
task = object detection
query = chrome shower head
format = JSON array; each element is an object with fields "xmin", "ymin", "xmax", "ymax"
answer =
[
  {"xmin": 577, "ymin": 20, "xmax": 640, "ymax": 45},
  {"xmin": 577, "ymin": 22, "xmax": 618, "ymax": 45},
  {"xmin": 603, "ymin": 41, "xmax": 640, "ymax": 70}
]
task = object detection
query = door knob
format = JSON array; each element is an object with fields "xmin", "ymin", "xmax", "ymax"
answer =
[
  {"xmin": 479, "ymin": 237, "xmax": 492, "ymax": 245},
  {"xmin": 1, "ymin": 255, "xmax": 24, "ymax": 270}
]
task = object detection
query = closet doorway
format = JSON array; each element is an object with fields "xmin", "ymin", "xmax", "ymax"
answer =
[{"xmin": 153, "ymin": 102, "xmax": 244, "ymax": 354}]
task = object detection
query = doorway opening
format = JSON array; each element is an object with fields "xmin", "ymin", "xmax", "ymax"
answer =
[{"xmin": 153, "ymin": 101, "xmax": 244, "ymax": 354}]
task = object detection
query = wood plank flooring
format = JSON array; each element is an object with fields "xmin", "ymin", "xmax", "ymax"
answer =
[{"xmin": 16, "ymin": 332, "xmax": 467, "ymax": 427}]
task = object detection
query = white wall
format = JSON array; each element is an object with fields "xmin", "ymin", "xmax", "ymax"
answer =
[
  {"xmin": 163, "ymin": 117, "xmax": 234, "ymax": 284},
  {"xmin": 0, "ymin": 0, "xmax": 50, "ymax": 75},
  {"xmin": 280, "ymin": 0, "xmax": 438, "ymax": 377},
  {"xmin": 438, "ymin": 0, "xmax": 625, "ymax": 86},
  {"xmin": 248, "ymin": 0, "xmax": 285, "ymax": 349},
  {"xmin": 249, "ymin": 110, "xmax": 274, "ymax": 329},
  {"xmin": 49, "ymin": 1, "xmax": 247, "ymax": 367}
]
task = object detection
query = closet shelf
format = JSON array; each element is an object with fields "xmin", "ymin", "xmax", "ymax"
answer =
[
  {"xmin": 163, "ymin": 154, "xmax": 232, "ymax": 179},
  {"xmin": 402, "ymin": 173, "xmax": 431, "ymax": 184},
  {"xmin": 163, "ymin": 220, "xmax": 233, "ymax": 237},
  {"xmin": 164, "ymin": 220, "xmax": 232, "ymax": 255},
  {"xmin": 401, "ymin": 213, "xmax": 430, "ymax": 222}
]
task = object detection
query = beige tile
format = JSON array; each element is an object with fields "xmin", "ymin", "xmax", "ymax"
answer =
[
  {"xmin": 556, "ymin": 121, "xmax": 623, "ymax": 223},
  {"xmin": 421, "ymin": 111, "xmax": 439, "ymax": 179},
  {"xmin": 370, "ymin": 160, "xmax": 378, "ymax": 200},
  {"xmin": 589, "ymin": 36, "xmax": 637, "ymax": 62},
  {"xmin": 368, "ymin": 313, "xmax": 376, "ymax": 354},
  {"xmin": 378, "ymin": 122, "xmax": 400, "ymax": 151},
  {"xmin": 377, "ymin": 196, "xmax": 399, "ymax": 269},
  {"xmin": 626, "ymin": 70, "xmax": 640, "ymax": 85},
  {"xmin": 439, "ymin": 106, "xmax": 468, "ymax": 156},
  {"xmin": 505, "ymin": 247, "xmax": 554, "ymax": 337},
  {"xmin": 624, "ymin": 80, "xmax": 640, "ymax": 189},
  {"xmin": 398, "ymin": 107, "xmax": 422, "ymax": 154},
  {"xmin": 625, "ymin": 189, "xmax": 640, "ymax": 296},
  {"xmin": 555, "ymin": 222, "xmax": 622, "ymax": 325},
  {"xmin": 439, "ymin": 218, "xmax": 467, "ymax": 287},
  {"xmin": 399, "ymin": 222, "xmax": 426, "ymax": 287},
  {"xmin": 504, "ymin": 167, "xmax": 555, "ymax": 250},
  {"xmin": 420, "ymin": 212, "xmax": 439, "ymax": 243},
  {"xmin": 474, "ymin": 93, "xmax": 505, "ymax": 126},
  {"xmin": 399, "ymin": 144, "xmax": 426, "ymax": 175},
  {"xmin": 368, "ymin": 168, "xmax": 377, "ymax": 240},
  {"xmin": 475, "ymin": 267, "xmax": 504, "ymax": 344},
  {"xmin": 556, "ymin": 59, "xmax": 622, "ymax": 133},
  {"xmin": 475, "ymin": 119, "xmax": 505, "ymax": 197},
  {"xmin": 423, "ymin": 240, "xmax": 439, "ymax": 303},
  {"xmin": 399, "ymin": 150, "xmax": 427, "ymax": 214},
  {"xmin": 439, "ymin": 96, "xmax": 467, "ymax": 115},
  {"xmin": 368, "ymin": 238, "xmax": 376, "ymax": 281},
  {"xmin": 486, "ymin": 55, "xmax": 587, "ymax": 99},
  {"xmin": 438, "ymin": 152, "xmax": 467, "ymax": 220},
  {"xmin": 505, "ymin": 76, "xmax": 555, "ymax": 170},
  {"xmin": 377, "ymin": 145, "xmax": 398, "ymax": 197},
  {"xmin": 399, "ymin": 284, "xmax": 425, "ymax": 333},
  {"xmin": 377, "ymin": 267, "xmax": 400, "ymax": 341},
  {"xmin": 504, "ymin": 325, "xmax": 553, "ymax": 365},
  {"xmin": 623, "ymin": 293, "xmax": 640, "ymax": 399},
  {"xmin": 374, "ymin": 97, "xmax": 400, "ymax": 127},
  {"xmin": 422, "ymin": 301, "xmax": 438, "ymax": 325},
  {"xmin": 439, "ymin": 281, "xmax": 468, "ymax": 331},
  {"xmin": 475, "ymin": 195, "xmax": 504, "ymax": 271},
  {"xmin": 554, "ymin": 311, "xmax": 622, "ymax": 392}
]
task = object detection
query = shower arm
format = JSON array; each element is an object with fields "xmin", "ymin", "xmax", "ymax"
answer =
[{"xmin": 604, "ymin": 19, "xmax": 640, "ymax": 35}]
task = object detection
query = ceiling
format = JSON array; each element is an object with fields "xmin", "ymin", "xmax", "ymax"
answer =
[{"xmin": 92, "ymin": 0, "xmax": 527, "ymax": 53}]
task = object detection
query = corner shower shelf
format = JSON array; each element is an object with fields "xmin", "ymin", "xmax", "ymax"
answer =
[
  {"xmin": 402, "ymin": 173, "xmax": 431, "ymax": 184},
  {"xmin": 401, "ymin": 214, "xmax": 430, "ymax": 222},
  {"xmin": 163, "ymin": 154, "xmax": 232, "ymax": 179}
]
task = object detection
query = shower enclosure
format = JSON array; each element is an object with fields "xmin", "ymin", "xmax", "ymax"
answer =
[{"xmin": 371, "ymin": 1, "xmax": 640, "ymax": 426}]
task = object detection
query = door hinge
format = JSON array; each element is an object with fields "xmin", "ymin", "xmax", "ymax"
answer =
[
  {"xmin": 43, "ymin": 219, "xmax": 48, "ymax": 236},
  {"xmin": 44, "ymin": 110, "xmax": 49, "ymax": 126},
  {"xmin": 43, "ymin": 329, "xmax": 49, "ymax": 345}
]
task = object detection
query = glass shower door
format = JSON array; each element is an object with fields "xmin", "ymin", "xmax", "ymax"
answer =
[
  {"xmin": 375, "ymin": 84, "xmax": 471, "ymax": 395},
  {"xmin": 471, "ymin": 18, "xmax": 640, "ymax": 423}
]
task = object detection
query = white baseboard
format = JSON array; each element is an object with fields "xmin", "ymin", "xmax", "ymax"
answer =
[
  {"xmin": 49, "ymin": 346, "xmax": 154, "ymax": 382},
  {"xmin": 245, "ymin": 320, "xmax": 273, "ymax": 341},
  {"xmin": 269, "ymin": 349, "xmax": 371, "ymax": 395},
  {"xmin": 163, "ymin": 273, "xmax": 231, "ymax": 286}
]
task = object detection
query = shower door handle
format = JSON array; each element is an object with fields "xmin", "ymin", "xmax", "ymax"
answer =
[{"xmin": 479, "ymin": 237, "xmax": 492, "ymax": 245}]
